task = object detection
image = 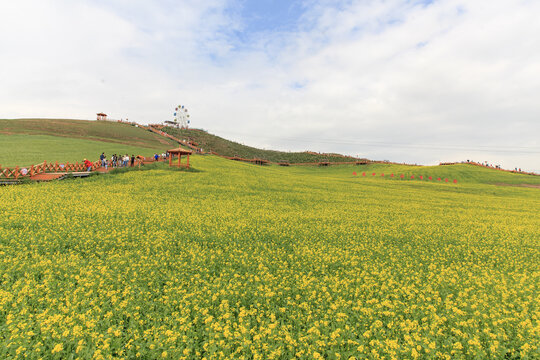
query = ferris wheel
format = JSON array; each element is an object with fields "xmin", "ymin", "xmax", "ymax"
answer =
[{"xmin": 173, "ymin": 105, "xmax": 190, "ymax": 128}]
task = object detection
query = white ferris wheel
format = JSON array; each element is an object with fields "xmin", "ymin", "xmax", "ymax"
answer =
[{"xmin": 173, "ymin": 105, "xmax": 190, "ymax": 128}]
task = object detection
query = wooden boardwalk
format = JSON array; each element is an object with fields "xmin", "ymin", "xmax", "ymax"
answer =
[
  {"xmin": 30, "ymin": 173, "xmax": 67, "ymax": 181},
  {"xmin": 1, "ymin": 159, "xmax": 142, "ymax": 184}
]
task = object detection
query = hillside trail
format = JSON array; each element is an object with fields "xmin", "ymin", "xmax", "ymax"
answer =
[{"xmin": 143, "ymin": 125, "xmax": 201, "ymax": 152}]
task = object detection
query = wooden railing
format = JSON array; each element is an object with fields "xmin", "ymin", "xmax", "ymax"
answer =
[
  {"xmin": 1, "ymin": 160, "xmax": 98, "ymax": 179},
  {"xmin": 0, "ymin": 158, "xmax": 143, "ymax": 180},
  {"xmin": 144, "ymin": 126, "xmax": 203, "ymax": 153}
]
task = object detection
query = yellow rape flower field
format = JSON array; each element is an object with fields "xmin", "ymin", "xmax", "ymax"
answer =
[{"xmin": 0, "ymin": 155, "xmax": 539, "ymax": 359}]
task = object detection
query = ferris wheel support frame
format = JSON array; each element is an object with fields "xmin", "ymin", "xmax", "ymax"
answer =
[{"xmin": 173, "ymin": 104, "xmax": 190, "ymax": 129}]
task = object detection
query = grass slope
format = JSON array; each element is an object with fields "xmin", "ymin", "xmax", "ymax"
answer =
[
  {"xmin": 0, "ymin": 155, "xmax": 538, "ymax": 358},
  {"xmin": 162, "ymin": 127, "xmax": 361, "ymax": 163},
  {"xmin": 0, "ymin": 118, "xmax": 177, "ymax": 149},
  {"xmin": 0, "ymin": 134, "xmax": 169, "ymax": 167}
]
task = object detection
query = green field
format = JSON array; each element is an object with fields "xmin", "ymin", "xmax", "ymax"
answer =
[
  {"xmin": 0, "ymin": 134, "xmax": 172, "ymax": 167},
  {"xmin": 0, "ymin": 155, "xmax": 538, "ymax": 359}
]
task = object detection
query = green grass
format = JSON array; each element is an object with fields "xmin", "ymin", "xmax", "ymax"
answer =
[
  {"xmin": 162, "ymin": 127, "xmax": 362, "ymax": 163},
  {"xmin": 0, "ymin": 118, "xmax": 177, "ymax": 149},
  {"xmin": 0, "ymin": 134, "xmax": 169, "ymax": 167},
  {"xmin": 0, "ymin": 155, "xmax": 538, "ymax": 359}
]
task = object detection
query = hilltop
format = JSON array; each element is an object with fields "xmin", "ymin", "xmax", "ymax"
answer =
[{"xmin": 0, "ymin": 118, "xmax": 176, "ymax": 149}]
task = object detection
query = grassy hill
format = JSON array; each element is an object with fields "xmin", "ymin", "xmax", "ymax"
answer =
[
  {"xmin": 295, "ymin": 162, "xmax": 540, "ymax": 186},
  {"xmin": 0, "ymin": 118, "xmax": 177, "ymax": 149},
  {"xmin": 161, "ymin": 127, "xmax": 362, "ymax": 163},
  {"xmin": 1, "ymin": 154, "xmax": 538, "ymax": 358},
  {"xmin": 0, "ymin": 134, "xmax": 170, "ymax": 167},
  {"xmin": 0, "ymin": 119, "xmax": 177, "ymax": 166}
]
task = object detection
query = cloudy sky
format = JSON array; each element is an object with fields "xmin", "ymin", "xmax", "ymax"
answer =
[{"xmin": 1, "ymin": 0, "xmax": 539, "ymax": 171}]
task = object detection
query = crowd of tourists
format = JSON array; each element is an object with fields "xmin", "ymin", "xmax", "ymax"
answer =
[
  {"xmin": 466, "ymin": 160, "xmax": 523, "ymax": 173},
  {"xmin": 153, "ymin": 152, "xmax": 168, "ymax": 161},
  {"xmin": 98, "ymin": 153, "xmax": 137, "ymax": 170},
  {"xmin": 83, "ymin": 152, "xmax": 170, "ymax": 172},
  {"xmin": 82, "ymin": 153, "xmax": 136, "ymax": 171}
]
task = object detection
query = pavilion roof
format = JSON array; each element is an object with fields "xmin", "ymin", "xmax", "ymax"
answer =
[{"xmin": 168, "ymin": 148, "xmax": 193, "ymax": 155}]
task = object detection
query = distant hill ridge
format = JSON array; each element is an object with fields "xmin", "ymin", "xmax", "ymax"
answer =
[
  {"xmin": 4, "ymin": 119, "xmax": 537, "ymax": 175},
  {"xmin": 158, "ymin": 126, "xmax": 364, "ymax": 164},
  {"xmin": 2, "ymin": 118, "xmax": 539, "ymax": 184}
]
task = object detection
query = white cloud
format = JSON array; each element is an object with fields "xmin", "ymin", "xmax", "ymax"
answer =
[{"xmin": 1, "ymin": 0, "xmax": 539, "ymax": 171}]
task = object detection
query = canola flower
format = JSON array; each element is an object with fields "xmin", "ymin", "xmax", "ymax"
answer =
[{"xmin": 0, "ymin": 156, "xmax": 538, "ymax": 359}]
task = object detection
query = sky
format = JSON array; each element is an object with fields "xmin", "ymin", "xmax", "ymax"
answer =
[{"xmin": 1, "ymin": 0, "xmax": 539, "ymax": 172}]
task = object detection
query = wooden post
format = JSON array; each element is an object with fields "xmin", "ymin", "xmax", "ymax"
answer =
[
  {"xmin": 14, "ymin": 166, "xmax": 19, "ymax": 179},
  {"xmin": 178, "ymin": 154, "xmax": 181, "ymax": 167},
  {"xmin": 169, "ymin": 155, "xmax": 172, "ymax": 166},
  {"xmin": 55, "ymin": 161, "xmax": 58, "ymax": 172}
]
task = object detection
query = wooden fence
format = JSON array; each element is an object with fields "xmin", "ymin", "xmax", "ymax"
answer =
[
  {"xmin": 1, "ymin": 161, "xmax": 92, "ymax": 179},
  {"xmin": 0, "ymin": 159, "xmax": 143, "ymax": 180}
]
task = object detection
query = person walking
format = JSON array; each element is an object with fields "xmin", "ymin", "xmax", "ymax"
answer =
[
  {"xmin": 100, "ymin": 153, "xmax": 106, "ymax": 168},
  {"xmin": 84, "ymin": 158, "xmax": 93, "ymax": 172},
  {"xmin": 130, "ymin": 154, "xmax": 135, "ymax": 167}
]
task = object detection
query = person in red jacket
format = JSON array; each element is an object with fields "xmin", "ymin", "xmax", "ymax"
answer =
[{"xmin": 84, "ymin": 159, "xmax": 93, "ymax": 172}]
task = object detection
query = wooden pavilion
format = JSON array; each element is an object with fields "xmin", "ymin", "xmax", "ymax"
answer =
[
  {"xmin": 97, "ymin": 112, "xmax": 107, "ymax": 121},
  {"xmin": 168, "ymin": 148, "xmax": 193, "ymax": 169}
]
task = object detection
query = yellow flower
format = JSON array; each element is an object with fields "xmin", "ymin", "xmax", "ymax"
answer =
[{"xmin": 51, "ymin": 343, "xmax": 63, "ymax": 354}]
